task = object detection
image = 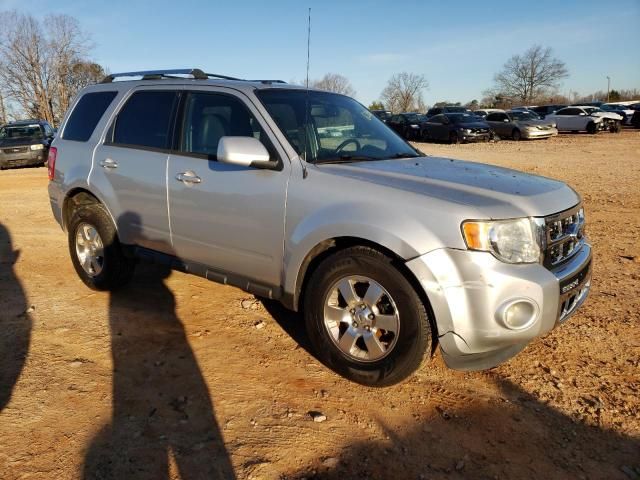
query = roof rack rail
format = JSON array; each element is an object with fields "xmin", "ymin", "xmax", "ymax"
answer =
[
  {"xmin": 247, "ymin": 79, "xmax": 287, "ymax": 84},
  {"xmin": 100, "ymin": 69, "xmax": 285, "ymax": 85}
]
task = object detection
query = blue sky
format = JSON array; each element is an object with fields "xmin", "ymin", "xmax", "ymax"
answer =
[{"xmin": 2, "ymin": 0, "xmax": 639, "ymax": 106}]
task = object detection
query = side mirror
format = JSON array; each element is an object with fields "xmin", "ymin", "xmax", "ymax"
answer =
[
  {"xmin": 217, "ymin": 136, "xmax": 276, "ymax": 169},
  {"xmin": 442, "ymin": 118, "xmax": 450, "ymax": 124},
  {"xmin": 579, "ymin": 112, "xmax": 586, "ymax": 116},
  {"xmin": 503, "ymin": 118, "xmax": 509, "ymax": 122}
]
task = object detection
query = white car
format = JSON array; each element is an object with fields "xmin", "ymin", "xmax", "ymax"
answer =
[
  {"xmin": 579, "ymin": 107, "xmax": 623, "ymax": 132},
  {"xmin": 600, "ymin": 104, "xmax": 635, "ymax": 125},
  {"xmin": 545, "ymin": 106, "xmax": 606, "ymax": 134}
]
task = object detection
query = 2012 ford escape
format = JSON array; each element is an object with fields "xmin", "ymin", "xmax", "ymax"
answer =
[{"xmin": 47, "ymin": 69, "xmax": 592, "ymax": 386}]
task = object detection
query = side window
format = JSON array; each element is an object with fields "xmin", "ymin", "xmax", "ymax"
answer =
[
  {"xmin": 555, "ymin": 109, "xmax": 570, "ymax": 116},
  {"xmin": 63, "ymin": 91, "xmax": 117, "ymax": 142},
  {"xmin": 430, "ymin": 115, "xmax": 443, "ymax": 124},
  {"xmin": 180, "ymin": 92, "xmax": 274, "ymax": 160},
  {"xmin": 112, "ymin": 91, "xmax": 179, "ymax": 149},
  {"xmin": 486, "ymin": 113, "xmax": 500, "ymax": 121}
]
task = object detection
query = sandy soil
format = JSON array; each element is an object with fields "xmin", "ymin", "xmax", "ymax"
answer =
[{"xmin": 1, "ymin": 130, "xmax": 639, "ymax": 480}]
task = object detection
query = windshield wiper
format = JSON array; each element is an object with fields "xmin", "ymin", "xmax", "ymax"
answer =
[
  {"xmin": 392, "ymin": 152, "xmax": 422, "ymax": 158},
  {"xmin": 315, "ymin": 155, "xmax": 380, "ymax": 164}
]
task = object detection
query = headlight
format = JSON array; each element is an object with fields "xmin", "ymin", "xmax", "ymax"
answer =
[
  {"xmin": 462, "ymin": 218, "xmax": 543, "ymax": 264},
  {"xmin": 30, "ymin": 144, "xmax": 44, "ymax": 150},
  {"xmin": 410, "ymin": 124, "xmax": 419, "ymax": 128},
  {"xmin": 461, "ymin": 128, "xmax": 471, "ymax": 133}
]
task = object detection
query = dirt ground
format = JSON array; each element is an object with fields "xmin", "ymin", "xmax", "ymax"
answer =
[{"xmin": 1, "ymin": 130, "xmax": 639, "ymax": 480}]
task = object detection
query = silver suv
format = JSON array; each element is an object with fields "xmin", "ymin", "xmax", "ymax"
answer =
[{"xmin": 47, "ymin": 69, "xmax": 592, "ymax": 386}]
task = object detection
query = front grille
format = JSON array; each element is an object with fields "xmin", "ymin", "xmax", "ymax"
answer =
[
  {"xmin": 2, "ymin": 147, "xmax": 28, "ymax": 154},
  {"xmin": 543, "ymin": 204, "xmax": 585, "ymax": 268}
]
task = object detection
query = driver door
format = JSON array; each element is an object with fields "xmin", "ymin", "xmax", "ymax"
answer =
[{"xmin": 167, "ymin": 88, "xmax": 290, "ymax": 287}]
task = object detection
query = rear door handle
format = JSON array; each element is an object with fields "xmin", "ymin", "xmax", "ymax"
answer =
[
  {"xmin": 175, "ymin": 171, "xmax": 202, "ymax": 184},
  {"xmin": 100, "ymin": 158, "xmax": 118, "ymax": 169}
]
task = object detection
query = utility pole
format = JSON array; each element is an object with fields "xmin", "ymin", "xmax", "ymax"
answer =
[{"xmin": 606, "ymin": 76, "xmax": 611, "ymax": 102}]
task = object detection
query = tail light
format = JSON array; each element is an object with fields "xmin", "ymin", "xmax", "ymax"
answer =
[{"xmin": 47, "ymin": 146, "xmax": 57, "ymax": 180}]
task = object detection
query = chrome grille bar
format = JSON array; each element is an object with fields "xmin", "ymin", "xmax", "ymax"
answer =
[{"xmin": 543, "ymin": 204, "xmax": 586, "ymax": 268}]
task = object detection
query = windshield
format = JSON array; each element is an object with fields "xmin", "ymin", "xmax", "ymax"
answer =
[
  {"xmin": 446, "ymin": 113, "xmax": 479, "ymax": 124},
  {"xmin": 256, "ymin": 89, "xmax": 421, "ymax": 163},
  {"xmin": 0, "ymin": 124, "xmax": 44, "ymax": 140},
  {"xmin": 509, "ymin": 111, "xmax": 541, "ymax": 121}
]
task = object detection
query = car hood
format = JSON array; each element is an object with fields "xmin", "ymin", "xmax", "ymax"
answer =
[
  {"xmin": 515, "ymin": 119, "xmax": 555, "ymax": 127},
  {"xmin": 318, "ymin": 156, "xmax": 579, "ymax": 218},
  {"xmin": 0, "ymin": 137, "xmax": 44, "ymax": 148},
  {"xmin": 591, "ymin": 112, "xmax": 622, "ymax": 120}
]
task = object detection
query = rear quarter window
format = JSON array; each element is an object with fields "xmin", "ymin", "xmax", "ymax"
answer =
[{"xmin": 63, "ymin": 91, "xmax": 118, "ymax": 142}]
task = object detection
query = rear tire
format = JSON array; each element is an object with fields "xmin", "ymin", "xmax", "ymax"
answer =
[
  {"xmin": 303, "ymin": 246, "xmax": 432, "ymax": 387},
  {"xmin": 68, "ymin": 203, "xmax": 135, "ymax": 291}
]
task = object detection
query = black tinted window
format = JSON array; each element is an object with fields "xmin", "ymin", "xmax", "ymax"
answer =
[
  {"xmin": 486, "ymin": 113, "xmax": 502, "ymax": 121},
  {"xmin": 63, "ymin": 91, "xmax": 117, "ymax": 142},
  {"xmin": 180, "ymin": 92, "xmax": 273, "ymax": 159},
  {"xmin": 113, "ymin": 91, "xmax": 178, "ymax": 149}
]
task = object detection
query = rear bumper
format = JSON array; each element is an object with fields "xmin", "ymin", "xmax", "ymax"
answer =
[{"xmin": 406, "ymin": 244, "xmax": 592, "ymax": 371}]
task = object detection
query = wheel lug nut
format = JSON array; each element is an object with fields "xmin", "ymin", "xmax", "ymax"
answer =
[
  {"xmin": 368, "ymin": 314, "xmax": 374, "ymax": 320},
  {"xmin": 352, "ymin": 322, "xmax": 358, "ymax": 328}
]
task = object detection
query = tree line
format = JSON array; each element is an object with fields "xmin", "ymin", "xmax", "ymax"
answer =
[{"xmin": 0, "ymin": 10, "xmax": 105, "ymax": 126}]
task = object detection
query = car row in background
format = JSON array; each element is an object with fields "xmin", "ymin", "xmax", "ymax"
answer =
[{"xmin": 0, "ymin": 119, "xmax": 55, "ymax": 170}]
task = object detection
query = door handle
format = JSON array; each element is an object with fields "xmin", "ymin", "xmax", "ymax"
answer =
[
  {"xmin": 175, "ymin": 171, "xmax": 202, "ymax": 184},
  {"xmin": 100, "ymin": 158, "xmax": 118, "ymax": 169}
]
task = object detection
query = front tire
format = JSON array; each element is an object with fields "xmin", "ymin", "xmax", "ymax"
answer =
[
  {"xmin": 512, "ymin": 128, "xmax": 522, "ymax": 141},
  {"xmin": 449, "ymin": 131, "xmax": 460, "ymax": 144},
  {"xmin": 68, "ymin": 203, "xmax": 135, "ymax": 291},
  {"xmin": 586, "ymin": 122, "xmax": 598, "ymax": 134},
  {"xmin": 303, "ymin": 246, "xmax": 432, "ymax": 387}
]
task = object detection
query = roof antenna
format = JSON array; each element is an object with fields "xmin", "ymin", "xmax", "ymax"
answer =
[{"xmin": 301, "ymin": 7, "xmax": 311, "ymax": 179}]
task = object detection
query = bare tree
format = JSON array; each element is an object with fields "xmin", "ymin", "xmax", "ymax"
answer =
[
  {"xmin": 0, "ymin": 92, "xmax": 6, "ymax": 125},
  {"xmin": 492, "ymin": 45, "xmax": 568, "ymax": 104},
  {"xmin": 0, "ymin": 11, "xmax": 103, "ymax": 126},
  {"xmin": 310, "ymin": 73, "xmax": 356, "ymax": 96},
  {"xmin": 380, "ymin": 72, "xmax": 429, "ymax": 113}
]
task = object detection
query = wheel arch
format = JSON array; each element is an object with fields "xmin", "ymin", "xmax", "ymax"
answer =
[
  {"xmin": 288, "ymin": 236, "xmax": 439, "ymax": 352},
  {"xmin": 62, "ymin": 188, "xmax": 115, "ymax": 232}
]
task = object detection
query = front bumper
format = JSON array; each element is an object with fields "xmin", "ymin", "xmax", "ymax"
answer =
[
  {"xmin": 522, "ymin": 127, "xmax": 558, "ymax": 139},
  {"xmin": 0, "ymin": 148, "xmax": 46, "ymax": 168},
  {"xmin": 406, "ymin": 243, "xmax": 592, "ymax": 371},
  {"xmin": 460, "ymin": 132, "xmax": 490, "ymax": 143}
]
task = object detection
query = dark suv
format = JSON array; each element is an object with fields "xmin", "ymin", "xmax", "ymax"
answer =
[
  {"xmin": 0, "ymin": 119, "xmax": 55, "ymax": 170},
  {"xmin": 425, "ymin": 106, "xmax": 470, "ymax": 118},
  {"xmin": 387, "ymin": 112, "xmax": 427, "ymax": 140},
  {"xmin": 370, "ymin": 109, "xmax": 392, "ymax": 123}
]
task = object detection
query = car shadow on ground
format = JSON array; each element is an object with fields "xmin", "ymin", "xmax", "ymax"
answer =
[
  {"xmin": 0, "ymin": 222, "xmax": 31, "ymax": 412},
  {"xmin": 82, "ymin": 212, "xmax": 235, "ymax": 479},
  {"xmin": 283, "ymin": 374, "xmax": 640, "ymax": 480}
]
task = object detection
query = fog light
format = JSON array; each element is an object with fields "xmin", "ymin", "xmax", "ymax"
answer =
[{"xmin": 497, "ymin": 299, "xmax": 538, "ymax": 330}]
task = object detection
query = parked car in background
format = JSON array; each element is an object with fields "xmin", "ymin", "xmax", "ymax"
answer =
[
  {"xmin": 545, "ymin": 106, "xmax": 605, "ymax": 134},
  {"xmin": 600, "ymin": 104, "xmax": 635, "ymax": 125},
  {"xmin": 631, "ymin": 110, "xmax": 640, "ymax": 128},
  {"xmin": 0, "ymin": 119, "xmax": 55, "ymax": 170},
  {"xmin": 485, "ymin": 110, "xmax": 557, "ymax": 140},
  {"xmin": 570, "ymin": 101, "xmax": 603, "ymax": 108},
  {"xmin": 422, "ymin": 112, "xmax": 491, "ymax": 143},
  {"xmin": 387, "ymin": 112, "xmax": 427, "ymax": 140},
  {"xmin": 425, "ymin": 105, "xmax": 470, "ymax": 118},
  {"xmin": 530, "ymin": 105, "xmax": 567, "ymax": 118},
  {"xmin": 371, "ymin": 109, "xmax": 392, "ymax": 123}
]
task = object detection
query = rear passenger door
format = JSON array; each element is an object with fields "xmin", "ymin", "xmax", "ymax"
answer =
[
  {"xmin": 91, "ymin": 88, "xmax": 179, "ymax": 252},
  {"xmin": 167, "ymin": 89, "xmax": 289, "ymax": 289}
]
